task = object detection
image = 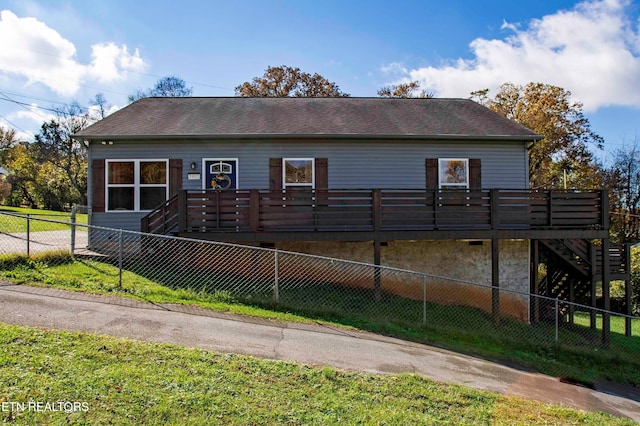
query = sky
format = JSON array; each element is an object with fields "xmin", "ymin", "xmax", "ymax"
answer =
[{"xmin": 0, "ymin": 0, "xmax": 639, "ymax": 165}]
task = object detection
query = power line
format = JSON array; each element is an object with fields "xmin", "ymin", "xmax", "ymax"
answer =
[
  {"xmin": 0, "ymin": 114, "xmax": 28, "ymax": 134},
  {"xmin": 0, "ymin": 89, "xmax": 70, "ymax": 107},
  {"xmin": 0, "ymin": 92, "xmax": 57, "ymax": 118}
]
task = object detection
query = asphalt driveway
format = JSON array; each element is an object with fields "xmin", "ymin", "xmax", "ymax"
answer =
[
  {"xmin": 0, "ymin": 230, "xmax": 88, "ymax": 255},
  {"xmin": 1, "ymin": 281, "xmax": 639, "ymax": 421}
]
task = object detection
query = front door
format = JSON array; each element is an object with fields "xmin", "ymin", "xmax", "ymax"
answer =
[
  {"xmin": 204, "ymin": 159, "xmax": 238, "ymax": 190},
  {"xmin": 203, "ymin": 159, "xmax": 239, "ymax": 229}
]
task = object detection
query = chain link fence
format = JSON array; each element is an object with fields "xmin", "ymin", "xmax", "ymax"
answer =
[{"xmin": 0, "ymin": 210, "xmax": 638, "ymax": 374}]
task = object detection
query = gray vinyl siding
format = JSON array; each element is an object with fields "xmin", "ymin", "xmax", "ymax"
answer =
[{"xmin": 89, "ymin": 138, "xmax": 528, "ymax": 230}]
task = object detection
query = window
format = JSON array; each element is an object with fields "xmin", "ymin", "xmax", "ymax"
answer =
[
  {"xmin": 283, "ymin": 158, "xmax": 315, "ymax": 188},
  {"xmin": 106, "ymin": 160, "xmax": 168, "ymax": 211},
  {"xmin": 438, "ymin": 159, "xmax": 469, "ymax": 189}
]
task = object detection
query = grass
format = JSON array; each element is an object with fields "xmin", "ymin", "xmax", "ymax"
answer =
[
  {"xmin": 1, "ymin": 251, "xmax": 639, "ymax": 388},
  {"xmin": 0, "ymin": 206, "xmax": 88, "ymax": 233},
  {"xmin": 0, "ymin": 323, "xmax": 634, "ymax": 425}
]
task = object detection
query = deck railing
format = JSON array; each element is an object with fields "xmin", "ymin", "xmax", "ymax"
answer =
[{"xmin": 142, "ymin": 188, "xmax": 608, "ymax": 235}]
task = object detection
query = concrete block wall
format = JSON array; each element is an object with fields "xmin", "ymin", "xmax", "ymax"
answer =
[{"xmin": 276, "ymin": 239, "xmax": 531, "ymax": 321}]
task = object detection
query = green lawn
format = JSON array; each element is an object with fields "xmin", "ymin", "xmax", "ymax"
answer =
[
  {"xmin": 0, "ymin": 207, "xmax": 87, "ymax": 232},
  {"xmin": 1, "ymin": 251, "xmax": 639, "ymax": 388},
  {"xmin": 0, "ymin": 323, "xmax": 633, "ymax": 425}
]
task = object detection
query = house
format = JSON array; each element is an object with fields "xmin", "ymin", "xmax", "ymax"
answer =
[{"xmin": 75, "ymin": 97, "xmax": 630, "ymax": 332}]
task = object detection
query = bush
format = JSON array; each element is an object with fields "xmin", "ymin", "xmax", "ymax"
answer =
[
  {"xmin": 0, "ymin": 253, "xmax": 29, "ymax": 270},
  {"xmin": 0, "ymin": 250, "xmax": 74, "ymax": 271},
  {"xmin": 0, "ymin": 177, "xmax": 10, "ymax": 205}
]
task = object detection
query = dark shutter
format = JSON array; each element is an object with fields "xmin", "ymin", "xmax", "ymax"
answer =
[
  {"xmin": 315, "ymin": 158, "xmax": 328, "ymax": 189},
  {"xmin": 92, "ymin": 159, "xmax": 105, "ymax": 212},
  {"xmin": 425, "ymin": 158, "xmax": 438, "ymax": 189},
  {"xmin": 269, "ymin": 158, "xmax": 283, "ymax": 190},
  {"xmin": 169, "ymin": 159, "xmax": 183, "ymax": 195},
  {"xmin": 469, "ymin": 159, "xmax": 482, "ymax": 189}
]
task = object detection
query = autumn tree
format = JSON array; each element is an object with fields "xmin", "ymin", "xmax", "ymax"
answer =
[
  {"xmin": 128, "ymin": 76, "xmax": 193, "ymax": 103},
  {"xmin": 378, "ymin": 81, "xmax": 433, "ymax": 98},
  {"xmin": 0, "ymin": 174, "xmax": 10, "ymax": 204},
  {"xmin": 32, "ymin": 102, "xmax": 95, "ymax": 208},
  {"xmin": 2, "ymin": 140, "xmax": 39, "ymax": 207},
  {"xmin": 0, "ymin": 126, "xmax": 17, "ymax": 166},
  {"xmin": 1, "ymin": 99, "xmax": 102, "ymax": 209},
  {"xmin": 605, "ymin": 138, "xmax": 640, "ymax": 243},
  {"xmin": 475, "ymin": 83, "xmax": 604, "ymax": 189},
  {"xmin": 235, "ymin": 65, "xmax": 349, "ymax": 97}
]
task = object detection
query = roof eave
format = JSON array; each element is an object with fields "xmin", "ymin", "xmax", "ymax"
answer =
[{"xmin": 77, "ymin": 133, "xmax": 541, "ymax": 142}]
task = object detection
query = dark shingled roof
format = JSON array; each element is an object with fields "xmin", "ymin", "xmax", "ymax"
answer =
[{"xmin": 75, "ymin": 97, "xmax": 540, "ymax": 141}]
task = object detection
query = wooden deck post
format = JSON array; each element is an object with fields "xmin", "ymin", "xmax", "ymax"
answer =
[
  {"xmin": 373, "ymin": 240, "xmax": 382, "ymax": 302},
  {"xmin": 589, "ymin": 242, "xmax": 597, "ymax": 329},
  {"xmin": 178, "ymin": 190, "xmax": 187, "ymax": 233},
  {"xmin": 548, "ymin": 191, "xmax": 554, "ymax": 227},
  {"xmin": 492, "ymin": 239, "xmax": 500, "ymax": 324},
  {"xmin": 490, "ymin": 189, "xmax": 499, "ymax": 229},
  {"xmin": 602, "ymin": 238, "xmax": 611, "ymax": 347},
  {"xmin": 531, "ymin": 239, "xmax": 540, "ymax": 323},
  {"xmin": 601, "ymin": 190, "xmax": 609, "ymax": 230},
  {"xmin": 624, "ymin": 244, "xmax": 632, "ymax": 337},
  {"xmin": 372, "ymin": 189, "xmax": 382, "ymax": 231},
  {"xmin": 249, "ymin": 189, "xmax": 260, "ymax": 232}
]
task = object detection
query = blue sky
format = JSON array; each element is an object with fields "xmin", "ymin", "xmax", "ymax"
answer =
[{"xmin": 0, "ymin": 0, "xmax": 639, "ymax": 165}]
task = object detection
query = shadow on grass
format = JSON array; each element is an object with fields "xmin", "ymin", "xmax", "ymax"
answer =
[
  {"xmin": 3, "ymin": 251, "xmax": 639, "ymax": 387},
  {"xmin": 120, "ymin": 259, "xmax": 640, "ymax": 386}
]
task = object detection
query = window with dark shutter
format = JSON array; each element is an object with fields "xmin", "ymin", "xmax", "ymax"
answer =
[
  {"xmin": 269, "ymin": 158, "xmax": 283, "ymax": 190},
  {"xmin": 425, "ymin": 158, "xmax": 482, "ymax": 189},
  {"xmin": 92, "ymin": 159, "xmax": 105, "ymax": 212}
]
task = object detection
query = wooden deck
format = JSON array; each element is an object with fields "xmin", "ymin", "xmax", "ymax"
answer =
[{"xmin": 142, "ymin": 188, "xmax": 609, "ymax": 242}]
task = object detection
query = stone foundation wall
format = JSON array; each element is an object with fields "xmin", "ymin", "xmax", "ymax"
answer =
[{"xmin": 276, "ymin": 240, "xmax": 531, "ymax": 321}]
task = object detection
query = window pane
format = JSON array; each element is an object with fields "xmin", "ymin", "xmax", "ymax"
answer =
[
  {"xmin": 108, "ymin": 162, "xmax": 134, "ymax": 184},
  {"xmin": 108, "ymin": 187, "xmax": 134, "ymax": 210},
  {"xmin": 140, "ymin": 187, "xmax": 167, "ymax": 210},
  {"xmin": 440, "ymin": 160, "xmax": 468, "ymax": 184},
  {"xmin": 140, "ymin": 161, "xmax": 167, "ymax": 184},
  {"xmin": 284, "ymin": 160, "xmax": 313, "ymax": 184}
]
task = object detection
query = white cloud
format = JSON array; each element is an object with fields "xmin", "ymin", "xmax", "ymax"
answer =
[
  {"xmin": 10, "ymin": 103, "xmax": 55, "ymax": 125},
  {"xmin": 387, "ymin": 0, "xmax": 640, "ymax": 112},
  {"xmin": 87, "ymin": 42, "xmax": 146, "ymax": 83},
  {"xmin": 0, "ymin": 10, "xmax": 147, "ymax": 97}
]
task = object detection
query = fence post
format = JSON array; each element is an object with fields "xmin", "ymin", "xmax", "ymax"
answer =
[
  {"xmin": 26, "ymin": 214, "xmax": 30, "ymax": 257},
  {"xmin": 422, "ymin": 275, "xmax": 427, "ymax": 326},
  {"xmin": 554, "ymin": 298, "xmax": 559, "ymax": 345},
  {"xmin": 70, "ymin": 205, "xmax": 77, "ymax": 255},
  {"xmin": 118, "ymin": 229, "xmax": 123, "ymax": 288},
  {"xmin": 273, "ymin": 249, "xmax": 279, "ymax": 304}
]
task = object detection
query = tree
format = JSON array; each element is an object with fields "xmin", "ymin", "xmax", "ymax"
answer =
[
  {"xmin": 128, "ymin": 76, "xmax": 193, "ymax": 103},
  {"xmin": 235, "ymin": 65, "xmax": 349, "ymax": 97},
  {"xmin": 478, "ymin": 83, "xmax": 604, "ymax": 189},
  {"xmin": 32, "ymin": 102, "xmax": 92, "ymax": 208},
  {"xmin": 0, "ymin": 175, "xmax": 10, "ymax": 204},
  {"xmin": 0, "ymin": 126, "xmax": 17, "ymax": 166},
  {"xmin": 90, "ymin": 93, "xmax": 109, "ymax": 119},
  {"xmin": 377, "ymin": 81, "xmax": 433, "ymax": 98},
  {"xmin": 3, "ymin": 140, "xmax": 39, "ymax": 207},
  {"xmin": 1, "ymin": 97, "xmax": 103, "ymax": 209},
  {"xmin": 605, "ymin": 137, "xmax": 640, "ymax": 243}
]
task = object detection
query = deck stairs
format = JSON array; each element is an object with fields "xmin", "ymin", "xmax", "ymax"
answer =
[{"xmin": 537, "ymin": 239, "xmax": 631, "ymax": 314}]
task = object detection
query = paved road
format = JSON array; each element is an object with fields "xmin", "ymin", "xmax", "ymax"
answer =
[
  {"xmin": 1, "ymin": 282, "xmax": 640, "ymax": 421},
  {"xmin": 0, "ymin": 230, "xmax": 88, "ymax": 255}
]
